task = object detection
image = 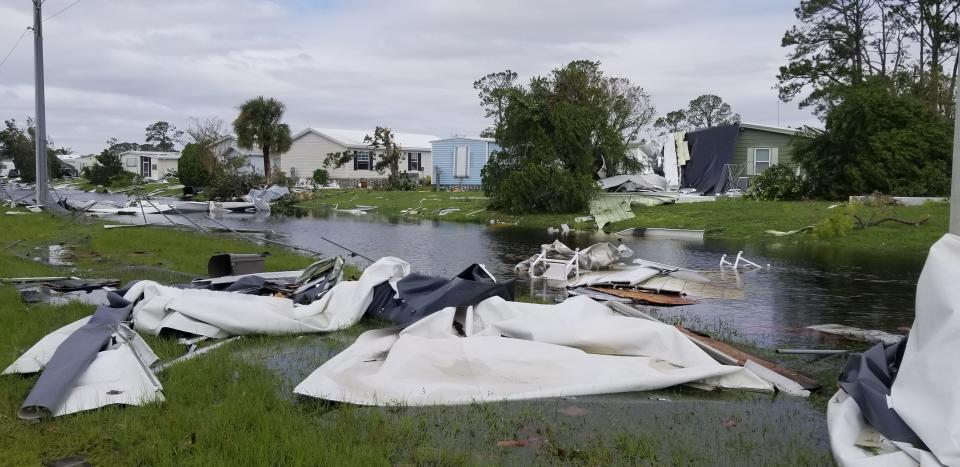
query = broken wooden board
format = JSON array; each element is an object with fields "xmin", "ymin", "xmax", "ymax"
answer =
[
  {"xmin": 589, "ymin": 286, "xmax": 696, "ymax": 306},
  {"xmin": 806, "ymin": 324, "xmax": 903, "ymax": 345},
  {"xmin": 675, "ymin": 326, "xmax": 821, "ymax": 391}
]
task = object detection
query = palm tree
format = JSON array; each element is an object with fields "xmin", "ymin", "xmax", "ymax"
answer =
[{"xmin": 232, "ymin": 97, "xmax": 292, "ymax": 180}]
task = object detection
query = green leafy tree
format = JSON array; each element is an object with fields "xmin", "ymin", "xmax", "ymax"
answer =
[
  {"xmin": 233, "ymin": 97, "xmax": 292, "ymax": 179},
  {"xmin": 684, "ymin": 94, "xmax": 740, "ymax": 128},
  {"xmin": 177, "ymin": 143, "xmax": 211, "ymax": 188},
  {"xmin": 793, "ymin": 77, "xmax": 952, "ymax": 198},
  {"xmin": 778, "ymin": 0, "xmax": 879, "ymax": 114},
  {"xmin": 0, "ymin": 118, "xmax": 62, "ymax": 183},
  {"xmin": 777, "ymin": 0, "xmax": 960, "ymax": 117},
  {"xmin": 109, "ymin": 140, "xmax": 141, "ymax": 153},
  {"xmin": 481, "ymin": 60, "xmax": 656, "ymax": 213},
  {"xmin": 144, "ymin": 121, "xmax": 183, "ymax": 152},
  {"xmin": 903, "ymin": 0, "xmax": 960, "ymax": 114},
  {"xmin": 474, "ymin": 70, "xmax": 519, "ymax": 137},
  {"xmin": 654, "ymin": 110, "xmax": 690, "ymax": 134}
]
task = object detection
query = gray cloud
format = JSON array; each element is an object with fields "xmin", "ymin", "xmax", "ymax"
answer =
[{"xmin": 0, "ymin": 0, "xmax": 813, "ymax": 153}]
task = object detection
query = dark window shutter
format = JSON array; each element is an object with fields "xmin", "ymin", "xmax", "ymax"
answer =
[
  {"xmin": 368, "ymin": 153, "xmax": 374, "ymax": 170},
  {"xmin": 418, "ymin": 152, "xmax": 422, "ymax": 171},
  {"xmin": 353, "ymin": 152, "xmax": 358, "ymax": 170}
]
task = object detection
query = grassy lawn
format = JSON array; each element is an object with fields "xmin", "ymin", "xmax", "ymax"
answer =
[
  {"xmin": 298, "ymin": 189, "xmax": 949, "ymax": 253},
  {"xmin": 0, "ymin": 210, "xmax": 839, "ymax": 465}
]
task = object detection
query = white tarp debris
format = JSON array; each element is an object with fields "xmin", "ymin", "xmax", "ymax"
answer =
[
  {"xmin": 294, "ymin": 295, "xmax": 773, "ymax": 405},
  {"xmin": 246, "ymin": 185, "xmax": 289, "ymax": 204},
  {"xmin": 43, "ymin": 326, "xmax": 163, "ymax": 418},
  {"xmin": 828, "ymin": 234, "xmax": 960, "ymax": 466},
  {"xmin": 598, "ymin": 174, "xmax": 668, "ymax": 192},
  {"xmin": 125, "ymin": 257, "xmax": 410, "ymax": 338},
  {"xmin": 889, "ymin": 234, "xmax": 960, "ymax": 465},
  {"xmin": 3, "ymin": 316, "xmax": 91, "ymax": 375},
  {"xmin": 828, "ymin": 391, "xmax": 943, "ymax": 467},
  {"xmin": 662, "ymin": 133, "xmax": 680, "ymax": 188},
  {"xmin": 6, "ymin": 322, "xmax": 163, "ymax": 419}
]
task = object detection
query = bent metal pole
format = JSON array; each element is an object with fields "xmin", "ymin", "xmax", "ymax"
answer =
[{"xmin": 952, "ymin": 84, "xmax": 960, "ymax": 235}]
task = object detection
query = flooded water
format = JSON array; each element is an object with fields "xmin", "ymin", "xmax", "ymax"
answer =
[{"xmin": 41, "ymin": 188, "xmax": 927, "ymax": 347}]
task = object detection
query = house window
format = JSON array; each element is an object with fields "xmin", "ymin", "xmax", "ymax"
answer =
[
  {"xmin": 454, "ymin": 145, "xmax": 469, "ymax": 178},
  {"xmin": 408, "ymin": 152, "xmax": 422, "ymax": 171},
  {"xmin": 126, "ymin": 158, "xmax": 137, "ymax": 167},
  {"xmin": 754, "ymin": 148, "xmax": 771, "ymax": 174},
  {"xmin": 354, "ymin": 152, "xmax": 370, "ymax": 170}
]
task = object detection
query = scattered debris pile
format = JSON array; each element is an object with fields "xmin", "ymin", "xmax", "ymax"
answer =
[{"xmin": 516, "ymin": 240, "xmax": 738, "ymax": 303}]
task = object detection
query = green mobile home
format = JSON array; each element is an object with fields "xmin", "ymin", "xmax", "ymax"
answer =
[{"xmin": 732, "ymin": 123, "xmax": 809, "ymax": 176}]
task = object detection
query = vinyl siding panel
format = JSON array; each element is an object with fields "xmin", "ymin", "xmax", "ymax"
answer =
[
  {"xmin": 431, "ymin": 138, "xmax": 499, "ymax": 187},
  {"xmin": 732, "ymin": 128, "xmax": 802, "ymax": 170}
]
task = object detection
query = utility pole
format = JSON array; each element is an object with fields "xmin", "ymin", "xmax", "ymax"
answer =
[
  {"xmin": 952, "ymin": 84, "xmax": 960, "ymax": 235},
  {"xmin": 32, "ymin": 0, "xmax": 50, "ymax": 206}
]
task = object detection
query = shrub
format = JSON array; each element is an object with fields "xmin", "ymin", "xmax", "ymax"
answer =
[
  {"xmin": 312, "ymin": 169, "xmax": 329, "ymax": 188},
  {"xmin": 385, "ymin": 173, "xmax": 417, "ymax": 191},
  {"xmin": 746, "ymin": 165, "xmax": 810, "ymax": 201},
  {"xmin": 207, "ymin": 171, "xmax": 264, "ymax": 200},
  {"xmin": 177, "ymin": 143, "xmax": 211, "ymax": 188}
]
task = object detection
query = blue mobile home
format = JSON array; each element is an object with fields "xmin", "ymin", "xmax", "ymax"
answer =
[{"xmin": 430, "ymin": 137, "xmax": 499, "ymax": 189}]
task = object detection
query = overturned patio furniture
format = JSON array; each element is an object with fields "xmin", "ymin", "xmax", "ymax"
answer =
[
  {"xmin": 529, "ymin": 246, "xmax": 580, "ymax": 282},
  {"xmin": 720, "ymin": 251, "xmax": 763, "ymax": 269},
  {"xmin": 518, "ymin": 240, "xmax": 634, "ymax": 283}
]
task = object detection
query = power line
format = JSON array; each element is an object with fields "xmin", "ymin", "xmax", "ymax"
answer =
[
  {"xmin": 0, "ymin": 28, "xmax": 29, "ymax": 73},
  {"xmin": 0, "ymin": 0, "xmax": 83, "ymax": 74},
  {"xmin": 44, "ymin": 0, "xmax": 81, "ymax": 21}
]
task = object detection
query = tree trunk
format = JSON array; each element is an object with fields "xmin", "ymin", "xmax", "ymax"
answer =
[{"xmin": 262, "ymin": 146, "xmax": 271, "ymax": 181}]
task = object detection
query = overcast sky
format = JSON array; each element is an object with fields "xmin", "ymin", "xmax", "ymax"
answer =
[{"xmin": 0, "ymin": 0, "xmax": 814, "ymax": 154}]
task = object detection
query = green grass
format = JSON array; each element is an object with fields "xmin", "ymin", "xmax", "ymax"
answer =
[
  {"xmin": 298, "ymin": 190, "xmax": 950, "ymax": 253},
  {"xmin": 0, "ymin": 210, "xmax": 837, "ymax": 465}
]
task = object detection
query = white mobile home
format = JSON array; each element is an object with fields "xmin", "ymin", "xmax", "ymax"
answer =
[
  {"xmin": 119, "ymin": 151, "xmax": 180, "ymax": 181},
  {"xmin": 209, "ymin": 135, "xmax": 264, "ymax": 175},
  {"xmin": 280, "ymin": 128, "xmax": 438, "ymax": 187},
  {"xmin": 0, "ymin": 158, "xmax": 14, "ymax": 177},
  {"xmin": 57, "ymin": 154, "xmax": 95, "ymax": 174}
]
